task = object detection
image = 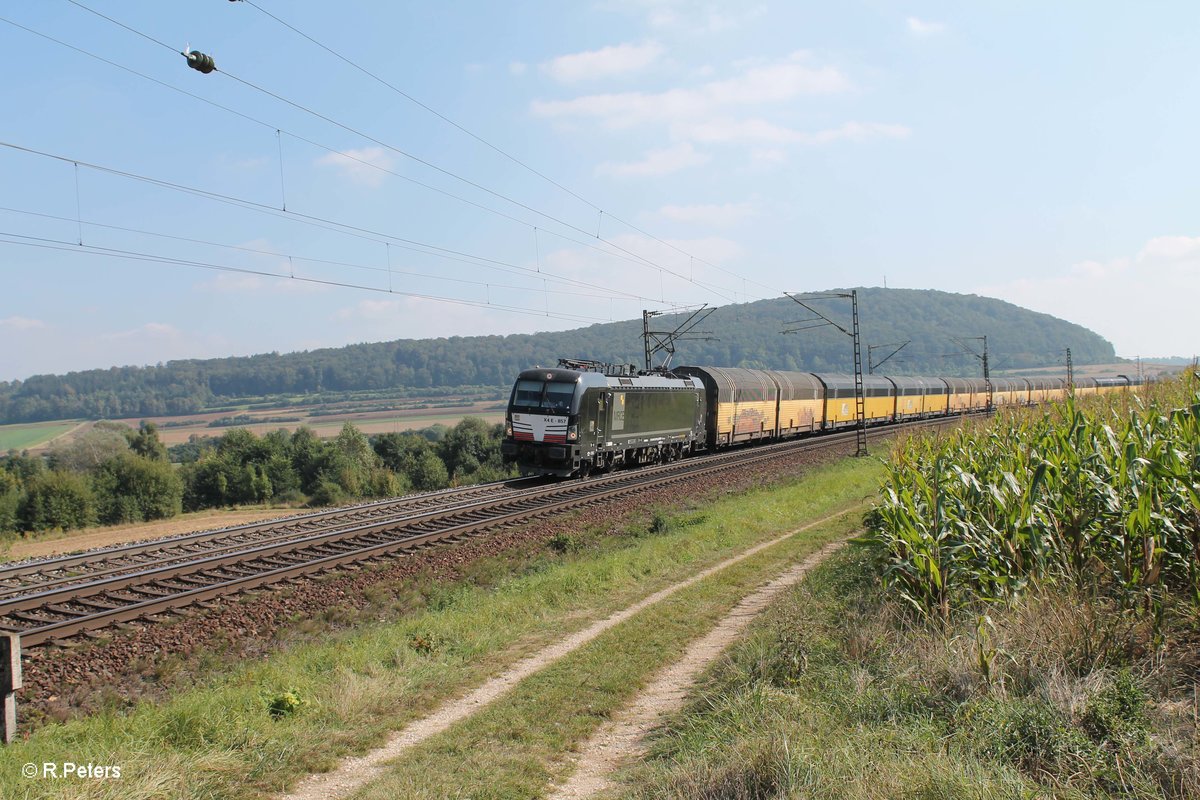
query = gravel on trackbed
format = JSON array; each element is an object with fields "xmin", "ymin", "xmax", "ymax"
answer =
[{"xmin": 16, "ymin": 441, "xmax": 856, "ymax": 732}]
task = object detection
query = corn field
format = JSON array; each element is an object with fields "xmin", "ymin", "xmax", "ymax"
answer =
[{"xmin": 869, "ymin": 373, "xmax": 1200, "ymax": 623}]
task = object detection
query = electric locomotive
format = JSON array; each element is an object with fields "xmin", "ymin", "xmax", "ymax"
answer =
[{"xmin": 500, "ymin": 363, "xmax": 704, "ymax": 477}]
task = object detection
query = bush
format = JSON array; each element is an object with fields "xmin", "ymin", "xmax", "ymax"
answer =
[
  {"xmin": 18, "ymin": 470, "xmax": 98, "ymax": 531},
  {"xmin": 959, "ymin": 698, "xmax": 1097, "ymax": 778},
  {"xmin": 0, "ymin": 489, "xmax": 18, "ymax": 534},
  {"xmin": 1081, "ymin": 670, "xmax": 1149, "ymax": 745},
  {"xmin": 92, "ymin": 453, "xmax": 183, "ymax": 524},
  {"xmin": 308, "ymin": 479, "xmax": 345, "ymax": 508}
]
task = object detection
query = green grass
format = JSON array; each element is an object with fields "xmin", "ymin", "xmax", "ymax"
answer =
[
  {"xmin": 612, "ymin": 544, "xmax": 1199, "ymax": 799},
  {"xmin": 347, "ymin": 514, "xmax": 861, "ymax": 800},
  {"xmin": 0, "ymin": 421, "xmax": 77, "ymax": 451},
  {"xmin": 0, "ymin": 456, "xmax": 885, "ymax": 800}
]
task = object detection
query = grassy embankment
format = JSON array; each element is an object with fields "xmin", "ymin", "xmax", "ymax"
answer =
[
  {"xmin": 0, "ymin": 454, "xmax": 885, "ymax": 800},
  {"xmin": 615, "ymin": 379, "xmax": 1200, "ymax": 799}
]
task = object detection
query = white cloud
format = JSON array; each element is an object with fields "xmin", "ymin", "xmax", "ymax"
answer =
[
  {"xmin": 508, "ymin": 61, "xmax": 528, "ymax": 76},
  {"xmin": 644, "ymin": 3, "xmax": 766, "ymax": 34},
  {"xmin": 749, "ymin": 147, "xmax": 788, "ymax": 166},
  {"xmin": 203, "ymin": 273, "xmax": 266, "ymax": 293},
  {"xmin": 315, "ymin": 146, "xmax": 395, "ymax": 187},
  {"xmin": 538, "ymin": 231, "xmax": 748, "ymax": 313},
  {"xmin": 659, "ymin": 202, "xmax": 756, "ymax": 227},
  {"xmin": 102, "ymin": 322, "xmax": 183, "ymax": 342},
  {"xmin": 675, "ymin": 118, "xmax": 911, "ymax": 145},
  {"xmin": 200, "ymin": 271, "xmax": 328, "ymax": 295},
  {"xmin": 541, "ymin": 41, "xmax": 664, "ymax": 83},
  {"xmin": 329, "ymin": 295, "xmax": 544, "ymax": 342},
  {"xmin": 976, "ymin": 235, "xmax": 1200, "ymax": 356},
  {"xmin": 532, "ymin": 51, "xmax": 851, "ymax": 129},
  {"xmin": 0, "ymin": 318, "xmax": 241, "ymax": 381},
  {"xmin": 333, "ymin": 298, "xmax": 406, "ymax": 322},
  {"xmin": 1138, "ymin": 235, "xmax": 1200, "ymax": 261},
  {"xmin": 596, "ymin": 142, "xmax": 711, "ymax": 177},
  {"xmin": 907, "ymin": 17, "xmax": 947, "ymax": 36},
  {"xmin": 0, "ymin": 316, "xmax": 47, "ymax": 331}
]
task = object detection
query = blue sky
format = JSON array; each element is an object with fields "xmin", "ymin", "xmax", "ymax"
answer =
[{"xmin": 2, "ymin": 1, "xmax": 1197, "ymax": 382}]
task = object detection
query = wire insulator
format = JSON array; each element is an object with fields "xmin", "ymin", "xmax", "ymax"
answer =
[{"xmin": 184, "ymin": 50, "xmax": 215, "ymax": 74}]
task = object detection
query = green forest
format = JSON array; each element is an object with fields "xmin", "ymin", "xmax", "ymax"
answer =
[{"xmin": 0, "ymin": 288, "xmax": 1116, "ymax": 424}]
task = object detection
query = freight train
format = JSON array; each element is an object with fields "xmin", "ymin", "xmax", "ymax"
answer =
[{"xmin": 500, "ymin": 364, "xmax": 1138, "ymax": 478}]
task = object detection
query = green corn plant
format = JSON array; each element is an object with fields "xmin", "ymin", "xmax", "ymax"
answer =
[{"xmin": 869, "ymin": 378, "xmax": 1200, "ymax": 623}]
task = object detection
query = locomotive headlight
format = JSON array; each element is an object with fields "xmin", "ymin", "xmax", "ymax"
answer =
[
  {"xmin": 567, "ymin": 424, "xmax": 578, "ymax": 441},
  {"xmin": 505, "ymin": 418, "xmax": 513, "ymax": 437}
]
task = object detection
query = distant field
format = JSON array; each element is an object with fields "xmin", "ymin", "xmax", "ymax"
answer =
[
  {"xmin": 143, "ymin": 411, "xmax": 506, "ymax": 445},
  {"xmin": 0, "ymin": 420, "xmax": 79, "ymax": 451},
  {"xmin": 110, "ymin": 401, "xmax": 507, "ymax": 445}
]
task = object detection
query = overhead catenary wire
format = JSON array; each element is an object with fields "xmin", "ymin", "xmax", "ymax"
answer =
[
  {"xmin": 0, "ymin": 139, "xmax": 669, "ymax": 305},
  {"xmin": 214, "ymin": 67, "xmax": 743, "ymax": 303},
  {"xmin": 0, "ymin": 205, "xmax": 634, "ymax": 301},
  {"xmin": 3, "ymin": 15, "xmax": 738, "ymax": 304},
  {"xmin": 233, "ymin": 0, "xmax": 780, "ymax": 296},
  {"xmin": 53, "ymin": 1, "xmax": 750, "ymax": 303},
  {"xmin": 0, "ymin": 16, "xmax": 711, "ymax": 293},
  {"xmin": 235, "ymin": 0, "xmax": 599, "ymax": 215},
  {"xmin": 0, "ymin": 231, "xmax": 609, "ymax": 325}
]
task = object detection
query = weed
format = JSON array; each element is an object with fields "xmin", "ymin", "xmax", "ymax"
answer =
[
  {"xmin": 1081, "ymin": 670, "xmax": 1149, "ymax": 745},
  {"xmin": 649, "ymin": 510, "xmax": 673, "ymax": 534},
  {"xmin": 960, "ymin": 697, "xmax": 1097, "ymax": 778},
  {"xmin": 548, "ymin": 531, "xmax": 579, "ymax": 554},
  {"xmin": 265, "ymin": 688, "xmax": 307, "ymax": 719},
  {"xmin": 408, "ymin": 632, "xmax": 436, "ymax": 655}
]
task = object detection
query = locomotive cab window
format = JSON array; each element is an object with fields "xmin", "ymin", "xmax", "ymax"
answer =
[
  {"xmin": 514, "ymin": 380, "xmax": 544, "ymax": 406},
  {"xmin": 544, "ymin": 382, "xmax": 575, "ymax": 411},
  {"xmin": 511, "ymin": 380, "xmax": 576, "ymax": 412}
]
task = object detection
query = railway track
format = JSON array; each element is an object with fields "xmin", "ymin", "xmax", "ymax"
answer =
[
  {"xmin": 0, "ymin": 417, "xmax": 959, "ymax": 649},
  {"xmin": 0, "ymin": 478, "xmax": 543, "ymax": 598}
]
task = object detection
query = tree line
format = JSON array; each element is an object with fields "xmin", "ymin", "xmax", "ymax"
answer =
[
  {"xmin": 0, "ymin": 418, "xmax": 514, "ymax": 537},
  {"xmin": 0, "ymin": 289, "xmax": 1118, "ymax": 424}
]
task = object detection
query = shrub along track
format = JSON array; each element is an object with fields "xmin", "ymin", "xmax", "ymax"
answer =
[{"xmin": 12, "ymin": 417, "xmax": 962, "ymax": 731}]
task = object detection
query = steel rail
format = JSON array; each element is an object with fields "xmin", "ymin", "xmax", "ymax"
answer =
[
  {"xmin": 0, "ymin": 433, "xmax": 838, "ymax": 612},
  {"xmin": 2, "ymin": 414, "xmax": 968, "ymax": 648},
  {"xmin": 0, "ymin": 478, "xmax": 544, "ymax": 593}
]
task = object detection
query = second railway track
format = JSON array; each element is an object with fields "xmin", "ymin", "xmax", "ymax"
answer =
[{"xmin": 0, "ymin": 417, "xmax": 958, "ymax": 649}]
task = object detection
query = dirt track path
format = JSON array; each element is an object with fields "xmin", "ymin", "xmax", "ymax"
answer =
[
  {"xmin": 547, "ymin": 540, "xmax": 844, "ymax": 799},
  {"xmin": 279, "ymin": 512, "xmax": 853, "ymax": 800}
]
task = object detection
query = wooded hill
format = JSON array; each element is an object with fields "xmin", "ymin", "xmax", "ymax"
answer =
[{"xmin": 0, "ymin": 288, "xmax": 1116, "ymax": 424}]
